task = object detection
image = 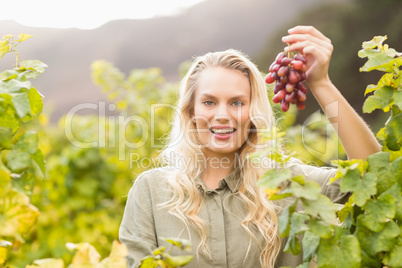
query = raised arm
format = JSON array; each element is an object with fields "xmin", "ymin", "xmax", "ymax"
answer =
[{"xmin": 282, "ymin": 25, "xmax": 381, "ymax": 160}]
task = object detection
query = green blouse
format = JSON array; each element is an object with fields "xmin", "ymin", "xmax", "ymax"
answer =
[{"xmin": 119, "ymin": 164, "xmax": 349, "ymax": 268}]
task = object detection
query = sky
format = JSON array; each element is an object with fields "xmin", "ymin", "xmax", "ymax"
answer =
[{"xmin": 1, "ymin": 0, "xmax": 205, "ymax": 30}]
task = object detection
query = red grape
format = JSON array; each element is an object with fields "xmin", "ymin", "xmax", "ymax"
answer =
[
  {"xmin": 265, "ymin": 51, "xmax": 308, "ymax": 112},
  {"xmin": 277, "ymin": 66, "xmax": 289, "ymax": 77},
  {"xmin": 291, "ymin": 60, "xmax": 304, "ymax": 70},
  {"xmin": 265, "ymin": 73, "xmax": 275, "ymax": 84},
  {"xmin": 275, "ymin": 52, "xmax": 285, "ymax": 64},
  {"xmin": 280, "ymin": 99, "xmax": 290, "ymax": 112},
  {"xmin": 285, "ymin": 83, "xmax": 294, "ymax": 93},
  {"xmin": 285, "ymin": 91, "xmax": 295, "ymax": 103},
  {"xmin": 297, "ymin": 101, "xmax": 306, "ymax": 110},
  {"xmin": 297, "ymin": 90, "xmax": 306, "ymax": 102},
  {"xmin": 295, "ymin": 54, "xmax": 307, "ymax": 63},
  {"xmin": 281, "ymin": 57, "xmax": 291, "ymax": 66},
  {"xmin": 288, "ymin": 70, "xmax": 299, "ymax": 84},
  {"xmin": 273, "ymin": 89, "xmax": 286, "ymax": 103}
]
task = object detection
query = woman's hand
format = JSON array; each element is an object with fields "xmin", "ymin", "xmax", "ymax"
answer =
[
  {"xmin": 281, "ymin": 25, "xmax": 381, "ymax": 160},
  {"xmin": 282, "ymin": 25, "xmax": 333, "ymax": 90}
]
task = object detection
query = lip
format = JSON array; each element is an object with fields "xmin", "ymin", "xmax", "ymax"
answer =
[{"xmin": 209, "ymin": 126, "xmax": 236, "ymax": 140}]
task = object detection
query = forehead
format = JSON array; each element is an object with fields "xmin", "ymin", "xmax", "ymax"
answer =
[{"xmin": 195, "ymin": 67, "xmax": 251, "ymax": 99}]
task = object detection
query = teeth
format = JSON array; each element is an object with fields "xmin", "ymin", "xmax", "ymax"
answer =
[{"xmin": 211, "ymin": 128, "xmax": 235, "ymax": 134}]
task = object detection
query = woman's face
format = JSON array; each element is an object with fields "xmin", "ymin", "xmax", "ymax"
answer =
[{"xmin": 192, "ymin": 67, "xmax": 252, "ymax": 160}]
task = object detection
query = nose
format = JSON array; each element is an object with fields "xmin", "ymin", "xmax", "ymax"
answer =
[{"xmin": 214, "ymin": 104, "xmax": 231, "ymax": 122}]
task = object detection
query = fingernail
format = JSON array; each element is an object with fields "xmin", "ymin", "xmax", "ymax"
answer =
[
  {"xmin": 288, "ymin": 27, "xmax": 295, "ymax": 33},
  {"xmin": 281, "ymin": 36, "xmax": 289, "ymax": 42}
]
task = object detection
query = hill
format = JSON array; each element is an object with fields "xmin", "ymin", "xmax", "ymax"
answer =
[{"xmin": 0, "ymin": 0, "xmax": 346, "ymax": 121}]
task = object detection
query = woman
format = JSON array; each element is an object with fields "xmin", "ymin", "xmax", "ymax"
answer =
[{"xmin": 119, "ymin": 26, "xmax": 381, "ymax": 267}]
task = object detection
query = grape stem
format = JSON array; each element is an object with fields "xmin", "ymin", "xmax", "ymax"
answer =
[{"xmin": 286, "ymin": 43, "xmax": 293, "ymax": 59}]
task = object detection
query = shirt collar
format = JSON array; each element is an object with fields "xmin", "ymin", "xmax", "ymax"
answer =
[{"xmin": 195, "ymin": 167, "xmax": 241, "ymax": 193}]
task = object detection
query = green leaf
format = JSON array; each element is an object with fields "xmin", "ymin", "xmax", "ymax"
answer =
[
  {"xmin": 139, "ymin": 256, "xmax": 158, "ymax": 268},
  {"xmin": 5, "ymin": 132, "xmax": 39, "ymax": 172},
  {"xmin": 278, "ymin": 201, "xmax": 296, "ymax": 237},
  {"xmin": 0, "ymin": 189, "xmax": 40, "ymax": 241},
  {"xmin": 364, "ymin": 73, "xmax": 393, "ymax": 96},
  {"xmin": 360, "ymin": 249, "xmax": 382, "ymax": 268},
  {"xmin": 383, "ymin": 183, "xmax": 402, "ymax": 222},
  {"xmin": 32, "ymin": 149, "xmax": 46, "ymax": 177},
  {"xmin": 362, "ymin": 86, "xmax": 394, "ymax": 113},
  {"xmin": 317, "ymin": 227, "xmax": 361, "ymax": 268},
  {"xmin": 337, "ymin": 196, "xmax": 354, "ymax": 226},
  {"xmin": 330, "ymin": 158, "xmax": 368, "ymax": 183},
  {"xmin": 283, "ymin": 235, "xmax": 302, "ymax": 256},
  {"xmin": 355, "ymin": 219, "xmax": 400, "ymax": 257},
  {"xmin": 19, "ymin": 60, "xmax": 48, "ymax": 79},
  {"xmin": 290, "ymin": 212, "xmax": 310, "ymax": 235},
  {"xmin": 28, "ymin": 87, "xmax": 43, "ymax": 118},
  {"xmin": 0, "ymin": 79, "xmax": 31, "ymax": 94},
  {"xmin": 383, "ymin": 227, "xmax": 402, "ymax": 267},
  {"xmin": 163, "ymin": 253, "xmax": 194, "ymax": 267},
  {"xmin": 284, "ymin": 212, "xmax": 310, "ymax": 255},
  {"xmin": 354, "ymin": 173, "xmax": 377, "ymax": 207},
  {"xmin": 0, "ymin": 127, "xmax": 13, "ymax": 149},
  {"xmin": 161, "ymin": 237, "xmax": 191, "ymax": 251},
  {"xmin": 359, "ymin": 50, "xmax": 395, "ymax": 72},
  {"xmin": 302, "ymin": 195, "xmax": 337, "ymax": 223},
  {"xmin": 339, "ymin": 168, "xmax": 361, "ymax": 192},
  {"xmin": 257, "ymin": 168, "xmax": 291, "ymax": 189},
  {"xmin": 359, "ymin": 193, "xmax": 395, "ymax": 232},
  {"xmin": 394, "ymin": 90, "xmax": 402, "ymax": 110},
  {"xmin": 13, "ymin": 131, "xmax": 38, "ymax": 154},
  {"xmin": 341, "ymin": 169, "xmax": 377, "ymax": 206},
  {"xmin": 308, "ymin": 218, "xmax": 332, "ymax": 238},
  {"xmin": 17, "ymin": 33, "xmax": 32, "ymax": 42},
  {"xmin": 0, "ymin": 104, "xmax": 19, "ymax": 132},
  {"xmin": 0, "ymin": 45, "xmax": 10, "ymax": 58},
  {"xmin": 361, "ymin": 35, "xmax": 387, "ymax": 50},
  {"xmin": 0, "ymin": 163, "xmax": 11, "ymax": 196},
  {"xmin": 367, "ymin": 152, "xmax": 398, "ymax": 195},
  {"xmin": 385, "ymin": 113, "xmax": 402, "ymax": 151},
  {"xmin": 288, "ymin": 180, "xmax": 321, "ymax": 200},
  {"xmin": 6, "ymin": 150, "xmax": 31, "ymax": 172},
  {"xmin": 302, "ymin": 231, "xmax": 320, "ymax": 262},
  {"xmin": 10, "ymin": 92, "xmax": 31, "ymax": 119},
  {"xmin": 0, "ymin": 71, "xmax": 18, "ymax": 81},
  {"xmin": 291, "ymin": 175, "xmax": 305, "ymax": 185}
]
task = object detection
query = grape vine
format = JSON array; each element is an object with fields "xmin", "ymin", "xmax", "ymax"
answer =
[{"xmin": 259, "ymin": 35, "xmax": 402, "ymax": 268}]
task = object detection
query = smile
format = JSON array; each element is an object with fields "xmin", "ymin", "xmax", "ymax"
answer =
[{"xmin": 209, "ymin": 128, "xmax": 236, "ymax": 134}]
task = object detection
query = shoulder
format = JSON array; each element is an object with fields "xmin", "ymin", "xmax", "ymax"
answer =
[
  {"xmin": 124, "ymin": 167, "xmax": 179, "ymax": 208},
  {"xmin": 130, "ymin": 167, "xmax": 180, "ymax": 198}
]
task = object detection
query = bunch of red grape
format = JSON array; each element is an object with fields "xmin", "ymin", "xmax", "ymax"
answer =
[{"xmin": 265, "ymin": 52, "xmax": 308, "ymax": 112}]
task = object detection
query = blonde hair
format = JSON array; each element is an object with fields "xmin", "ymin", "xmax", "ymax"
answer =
[{"xmin": 158, "ymin": 49, "xmax": 281, "ymax": 267}]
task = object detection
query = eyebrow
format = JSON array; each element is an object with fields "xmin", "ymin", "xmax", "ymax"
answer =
[{"xmin": 200, "ymin": 93, "xmax": 249, "ymax": 101}]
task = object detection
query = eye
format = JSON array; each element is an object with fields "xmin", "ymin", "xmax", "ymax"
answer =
[
  {"xmin": 203, "ymin": 100, "xmax": 214, "ymax": 106},
  {"xmin": 232, "ymin": 101, "xmax": 243, "ymax": 107}
]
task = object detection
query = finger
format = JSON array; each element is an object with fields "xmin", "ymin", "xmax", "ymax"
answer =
[
  {"xmin": 282, "ymin": 33, "xmax": 332, "ymax": 51},
  {"xmin": 287, "ymin": 25, "xmax": 331, "ymax": 44},
  {"xmin": 303, "ymin": 45, "xmax": 330, "ymax": 63},
  {"xmin": 285, "ymin": 40, "xmax": 333, "ymax": 58}
]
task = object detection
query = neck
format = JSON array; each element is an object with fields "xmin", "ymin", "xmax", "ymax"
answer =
[{"xmin": 201, "ymin": 152, "xmax": 237, "ymax": 190}]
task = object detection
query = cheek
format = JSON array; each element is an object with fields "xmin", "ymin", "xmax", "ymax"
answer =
[{"xmin": 238, "ymin": 109, "xmax": 251, "ymax": 128}]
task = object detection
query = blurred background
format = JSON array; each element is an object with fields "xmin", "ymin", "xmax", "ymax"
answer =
[
  {"xmin": 1, "ymin": 0, "xmax": 401, "ymax": 266},
  {"xmin": 1, "ymin": 0, "xmax": 401, "ymax": 128}
]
